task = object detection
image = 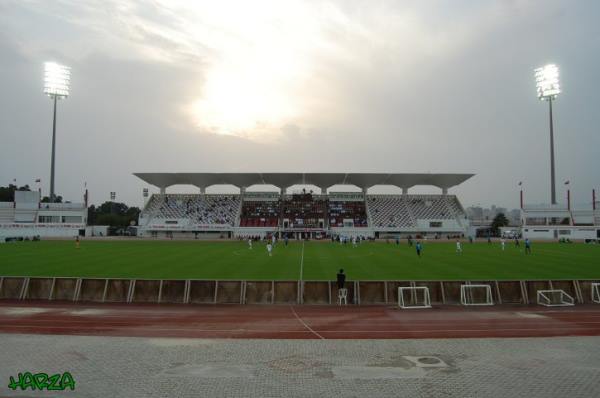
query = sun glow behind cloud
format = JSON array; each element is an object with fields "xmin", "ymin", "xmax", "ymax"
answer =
[
  {"xmin": 9, "ymin": 0, "xmax": 514, "ymax": 141},
  {"xmin": 174, "ymin": 1, "xmax": 322, "ymax": 139}
]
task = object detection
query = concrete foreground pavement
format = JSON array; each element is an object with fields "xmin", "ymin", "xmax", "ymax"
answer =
[{"xmin": 1, "ymin": 334, "xmax": 599, "ymax": 397}]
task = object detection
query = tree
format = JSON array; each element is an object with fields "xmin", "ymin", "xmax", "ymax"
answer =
[
  {"xmin": 87, "ymin": 201, "xmax": 140, "ymax": 228},
  {"xmin": 0, "ymin": 184, "xmax": 31, "ymax": 202},
  {"xmin": 490, "ymin": 213, "xmax": 509, "ymax": 236},
  {"xmin": 41, "ymin": 195, "xmax": 63, "ymax": 203}
]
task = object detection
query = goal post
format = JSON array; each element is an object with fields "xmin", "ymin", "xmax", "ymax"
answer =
[
  {"xmin": 591, "ymin": 283, "xmax": 600, "ymax": 304},
  {"xmin": 398, "ymin": 286, "xmax": 431, "ymax": 309},
  {"xmin": 537, "ymin": 290, "xmax": 575, "ymax": 307},
  {"xmin": 460, "ymin": 284, "xmax": 493, "ymax": 306}
]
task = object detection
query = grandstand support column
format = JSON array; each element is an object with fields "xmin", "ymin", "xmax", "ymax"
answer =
[
  {"xmin": 160, "ymin": 187, "xmax": 166, "ymax": 195},
  {"xmin": 401, "ymin": 187, "xmax": 408, "ymax": 197},
  {"xmin": 442, "ymin": 188, "xmax": 448, "ymax": 196}
]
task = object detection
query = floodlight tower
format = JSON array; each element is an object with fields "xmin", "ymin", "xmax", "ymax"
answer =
[
  {"xmin": 44, "ymin": 62, "xmax": 71, "ymax": 202},
  {"xmin": 534, "ymin": 64, "xmax": 560, "ymax": 205}
]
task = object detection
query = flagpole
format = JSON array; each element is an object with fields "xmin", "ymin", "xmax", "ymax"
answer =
[{"xmin": 565, "ymin": 181, "xmax": 570, "ymax": 210}]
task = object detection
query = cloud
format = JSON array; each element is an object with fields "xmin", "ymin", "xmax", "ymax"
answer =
[{"xmin": 0, "ymin": 0, "xmax": 599, "ymax": 209}]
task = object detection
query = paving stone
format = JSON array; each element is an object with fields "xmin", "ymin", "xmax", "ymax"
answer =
[{"xmin": 0, "ymin": 334, "xmax": 599, "ymax": 397}]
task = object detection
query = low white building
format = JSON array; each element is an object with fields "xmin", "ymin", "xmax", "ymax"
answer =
[
  {"xmin": 0, "ymin": 191, "xmax": 87, "ymax": 240},
  {"xmin": 521, "ymin": 203, "xmax": 600, "ymax": 241}
]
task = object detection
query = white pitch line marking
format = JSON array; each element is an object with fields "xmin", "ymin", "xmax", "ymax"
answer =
[{"xmin": 290, "ymin": 305, "xmax": 325, "ymax": 340}]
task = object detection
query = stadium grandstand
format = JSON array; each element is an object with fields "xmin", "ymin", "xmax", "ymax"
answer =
[
  {"xmin": 134, "ymin": 172, "xmax": 473, "ymax": 239},
  {"xmin": 0, "ymin": 190, "xmax": 87, "ymax": 240}
]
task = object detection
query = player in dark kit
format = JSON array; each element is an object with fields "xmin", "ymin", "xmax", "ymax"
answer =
[{"xmin": 415, "ymin": 242, "xmax": 422, "ymax": 257}]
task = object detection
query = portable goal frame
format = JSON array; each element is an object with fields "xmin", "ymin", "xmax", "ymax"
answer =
[
  {"xmin": 537, "ymin": 289, "xmax": 575, "ymax": 307},
  {"xmin": 398, "ymin": 286, "xmax": 431, "ymax": 309},
  {"xmin": 460, "ymin": 284, "xmax": 494, "ymax": 306}
]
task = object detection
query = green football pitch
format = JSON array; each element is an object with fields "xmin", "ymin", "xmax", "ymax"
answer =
[{"xmin": 0, "ymin": 240, "xmax": 599, "ymax": 281}]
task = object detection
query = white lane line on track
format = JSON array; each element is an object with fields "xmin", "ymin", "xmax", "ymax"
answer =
[
  {"xmin": 299, "ymin": 240, "xmax": 305, "ymax": 281},
  {"xmin": 290, "ymin": 305, "xmax": 325, "ymax": 340}
]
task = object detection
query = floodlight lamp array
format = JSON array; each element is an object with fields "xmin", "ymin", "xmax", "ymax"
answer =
[
  {"xmin": 535, "ymin": 64, "xmax": 560, "ymax": 100},
  {"xmin": 44, "ymin": 62, "xmax": 71, "ymax": 98}
]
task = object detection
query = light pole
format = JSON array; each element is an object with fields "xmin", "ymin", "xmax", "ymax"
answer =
[
  {"xmin": 110, "ymin": 192, "xmax": 116, "ymax": 215},
  {"xmin": 534, "ymin": 64, "xmax": 560, "ymax": 205},
  {"xmin": 43, "ymin": 62, "xmax": 71, "ymax": 202}
]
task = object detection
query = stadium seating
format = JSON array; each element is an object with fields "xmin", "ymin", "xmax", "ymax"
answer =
[
  {"xmin": 407, "ymin": 195, "xmax": 459, "ymax": 220},
  {"xmin": 367, "ymin": 195, "xmax": 465, "ymax": 228},
  {"xmin": 368, "ymin": 196, "xmax": 413, "ymax": 228},
  {"xmin": 143, "ymin": 194, "xmax": 240, "ymax": 226},
  {"xmin": 239, "ymin": 200, "xmax": 280, "ymax": 227},
  {"xmin": 138, "ymin": 192, "xmax": 468, "ymax": 236},
  {"xmin": 282, "ymin": 193, "xmax": 327, "ymax": 228},
  {"xmin": 328, "ymin": 201, "xmax": 368, "ymax": 227}
]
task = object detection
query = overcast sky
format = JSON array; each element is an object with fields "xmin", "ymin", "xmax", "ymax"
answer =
[{"xmin": 1, "ymin": 0, "xmax": 599, "ymax": 209}]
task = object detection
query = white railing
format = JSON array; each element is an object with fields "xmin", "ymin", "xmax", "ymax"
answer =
[
  {"xmin": 523, "ymin": 203, "xmax": 568, "ymax": 211},
  {"xmin": 39, "ymin": 203, "xmax": 86, "ymax": 210}
]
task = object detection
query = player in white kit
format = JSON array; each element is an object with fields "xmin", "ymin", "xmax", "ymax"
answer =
[
  {"xmin": 266, "ymin": 243, "xmax": 273, "ymax": 256},
  {"xmin": 456, "ymin": 240, "xmax": 462, "ymax": 254},
  {"xmin": 248, "ymin": 239, "xmax": 253, "ymax": 249},
  {"xmin": 501, "ymin": 239, "xmax": 506, "ymax": 251}
]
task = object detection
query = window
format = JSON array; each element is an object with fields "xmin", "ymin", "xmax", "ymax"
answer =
[
  {"xmin": 39, "ymin": 215, "xmax": 60, "ymax": 223},
  {"xmin": 429, "ymin": 221, "xmax": 442, "ymax": 228},
  {"xmin": 526, "ymin": 217, "xmax": 546, "ymax": 225}
]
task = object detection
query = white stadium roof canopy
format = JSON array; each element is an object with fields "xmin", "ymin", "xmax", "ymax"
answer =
[{"xmin": 133, "ymin": 173, "xmax": 474, "ymax": 191}]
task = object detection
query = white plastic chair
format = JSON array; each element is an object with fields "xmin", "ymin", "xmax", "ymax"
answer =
[{"xmin": 338, "ymin": 288, "xmax": 348, "ymax": 305}]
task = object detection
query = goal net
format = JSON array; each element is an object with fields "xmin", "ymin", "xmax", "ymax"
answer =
[
  {"xmin": 591, "ymin": 283, "xmax": 600, "ymax": 304},
  {"xmin": 460, "ymin": 284, "xmax": 493, "ymax": 306},
  {"xmin": 398, "ymin": 287, "xmax": 431, "ymax": 309},
  {"xmin": 537, "ymin": 290, "xmax": 575, "ymax": 307}
]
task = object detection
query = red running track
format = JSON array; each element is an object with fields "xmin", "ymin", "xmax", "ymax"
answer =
[{"xmin": 1, "ymin": 301, "xmax": 600, "ymax": 339}]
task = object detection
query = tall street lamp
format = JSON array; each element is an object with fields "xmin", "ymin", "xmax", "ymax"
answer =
[
  {"xmin": 534, "ymin": 64, "xmax": 560, "ymax": 205},
  {"xmin": 44, "ymin": 62, "xmax": 71, "ymax": 202}
]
